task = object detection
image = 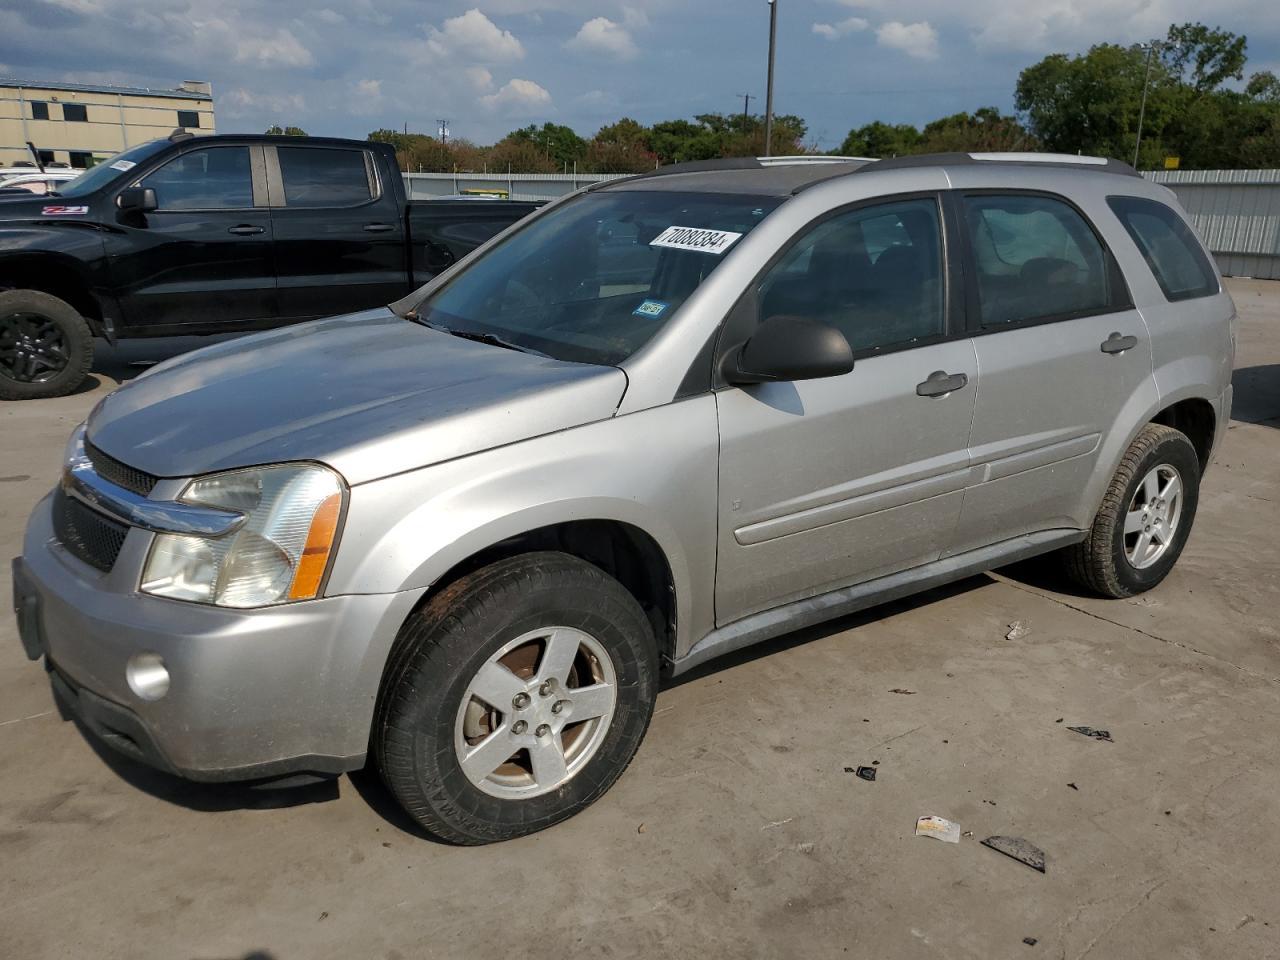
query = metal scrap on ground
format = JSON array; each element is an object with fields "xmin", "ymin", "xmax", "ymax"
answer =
[
  {"xmin": 1006, "ymin": 620, "xmax": 1031, "ymax": 640},
  {"xmin": 1066, "ymin": 725, "xmax": 1114, "ymax": 742},
  {"xmin": 981, "ymin": 836, "xmax": 1047, "ymax": 873}
]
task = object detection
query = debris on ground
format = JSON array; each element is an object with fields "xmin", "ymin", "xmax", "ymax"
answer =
[
  {"xmin": 1006, "ymin": 620, "xmax": 1031, "ymax": 640},
  {"xmin": 1067, "ymin": 782, "xmax": 1079, "ymax": 791},
  {"xmin": 916, "ymin": 816, "xmax": 961, "ymax": 843},
  {"xmin": 1055, "ymin": 718, "xmax": 1064, "ymax": 723},
  {"xmin": 1023, "ymin": 937, "xmax": 1038, "ymax": 946},
  {"xmin": 844, "ymin": 766, "xmax": 855, "ymax": 773},
  {"xmin": 961, "ymin": 830, "xmax": 974, "ymax": 838},
  {"xmin": 637, "ymin": 822, "xmax": 646, "ymax": 834},
  {"xmin": 761, "ymin": 818, "xmax": 793, "ymax": 831},
  {"xmin": 1067, "ymin": 725, "xmax": 1114, "ymax": 742},
  {"xmin": 856, "ymin": 766, "xmax": 877, "ymax": 781},
  {"xmin": 981, "ymin": 836, "xmax": 1047, "ymax": 873},
  {"xmin": 889, "ymin": 688, "xmax": 916, "ymax": 695}
]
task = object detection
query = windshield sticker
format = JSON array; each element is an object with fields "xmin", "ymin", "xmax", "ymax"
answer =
[
  {"xmin": 633, "ymin": 299, "xmax": 669, "ymax": 319},
  {"xmin": 650, "ymin": 225, "xmax": 744, "ymax": 256},
  {"xmin": 109, "ymin": 159, "xmax": 136, "ymax": 172},
  {"xmin": 41, "ymin": 205, "xmax": 89, "ymax": 216}
]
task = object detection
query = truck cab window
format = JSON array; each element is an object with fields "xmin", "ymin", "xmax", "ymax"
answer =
[
  {"xmin": 276, "ymin": 147, "xmax": 374, "ymax": 208},
  {"xmin": 140, "ymin": 147, "xmax": 253, "ymax": 210}
]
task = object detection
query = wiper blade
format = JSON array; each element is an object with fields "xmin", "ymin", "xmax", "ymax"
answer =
[
  {"xmin": 446, "ymin": 328, "xmax": 550, "ymax": 358},
  {"xmin": 405, "ymin": 312, "xmax": 548, "ymax": 358}
]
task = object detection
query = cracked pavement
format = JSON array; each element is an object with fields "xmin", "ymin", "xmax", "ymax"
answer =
[{"xmin": 1, "ymin": 279, "xmax": 1278, "ymax": 959}]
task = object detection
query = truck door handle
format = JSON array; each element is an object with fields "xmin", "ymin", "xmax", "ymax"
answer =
[
  {"xmin": 227, "ymin": 224, "xmax": 265, "ymax": 236},
  {"xmin": 916, "ymin": 370, "xmax": 968, "ymax": 397},
  {"xmin": 364, "ymin": 222, "xmax": 395, "ymax": 233},
  {"xmin": 1101, "ymin": 332, "xmax": 1138, "ymax": 354}
]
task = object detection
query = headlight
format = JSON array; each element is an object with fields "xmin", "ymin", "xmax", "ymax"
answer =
[{"xmin": 141, "ymin": 463, "xmax": 345, "ymax": 608}]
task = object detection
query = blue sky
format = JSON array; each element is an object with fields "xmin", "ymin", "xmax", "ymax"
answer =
[{"xmin": 2, "ymin": 1, "xmax": 1277, "ymax": 150}]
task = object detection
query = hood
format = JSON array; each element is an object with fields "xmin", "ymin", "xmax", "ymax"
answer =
[{"xmin": 87, "ymin": 309, "xmax": 628, "ymax": 485}]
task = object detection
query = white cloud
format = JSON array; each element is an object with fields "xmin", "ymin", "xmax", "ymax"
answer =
[
  {"xmin": 314, "ymin": 9, "xmax": 344, "ymax": 25},
  {"xmin": 235, "ymin": 27, "xmax": 314, "ymax": 67},
  {"xmin": 812, "ymin": 17, "xmax": 868, "ymax": 40},
  {"xmin": 622, "ymin": 7, "xmax": 648, "ymax": 29},
  {"xmin": 222, "ymin": 88, "xmax": 306, "ymax": 119},
  {"xmin": 876, "ymin": 20, "xmax": 938, "ymax": 60},
  {"xmin": 480, "ymin": 77, "xmax": 552, "ymax": 111},
  {"xmin": 426, "ymin": 8, "xmax": 524, "ymax": 62},
  {"xmin": 465, "ymin": 65, "xmax": 494, "ymax": 90},
  {"xmin": 566, "ymin": 16, "xmax": 638, "ymax": 60},
  {"xmin": 353, "ymin": 78, "xmax": 381, "ymax": 97}
]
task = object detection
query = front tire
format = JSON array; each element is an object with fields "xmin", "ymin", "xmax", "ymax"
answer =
[
  {"xmin": 0, "ymin": 290, "xmax": 94, "ymax": 400},
  {"xmin": 374, "ymin": 552, "xmax": 659, "ymax": 845},
  {"xmin": 1064, "ymin": 424, "xmax": 1201, "ymax": 598}
]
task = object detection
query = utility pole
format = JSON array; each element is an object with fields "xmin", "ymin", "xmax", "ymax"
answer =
[
  {"xmin": 737, "ymin": 93, "xmax": 755, "ymax": 134},
  {"xmin": 1133, "ymin": 41, "xmax": 1157, "ymax": 168},
  {"xmin": 438, "ymin": 119, "xmax": 450, "ymax": 145},
  {"xmin": 763, "ymin": 0, "xmax": 778, "ymax": 156}
]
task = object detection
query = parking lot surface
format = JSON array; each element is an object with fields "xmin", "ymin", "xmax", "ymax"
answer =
[{"xmin": 2, "ymin": 280, "xmax": 1278, "ymax": 959}]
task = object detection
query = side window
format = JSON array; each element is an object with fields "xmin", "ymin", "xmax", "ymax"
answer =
[
  {"xmin": 1107, "ymin": 196, "xmax": 1219, "ymax": 301},
  {"xmin": 140, "ymin": 146, "xmax": 254, "ymax": 210},
  {"xmin": 757, "ymin": 198, "xmax": 945, "ymax": 353},
  {"xmin": 962, "ymin": 194, "xmax": 1112, "ymax": 326},
  {"xmin": 276, "ymin": 147, "xmax": 374, "ymax": 208}
]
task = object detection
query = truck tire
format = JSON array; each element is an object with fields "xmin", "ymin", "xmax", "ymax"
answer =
[
  {"xmin": 1064, "ymin": 423, "xmax": 1201, "ymax": 598},
  {"xmin": 0, "ymin": 290, "xmax": 94, "ymax": 400},
  {"xmin": 375, "ymin": 552, "xmax": 659, "ymax": 844}
]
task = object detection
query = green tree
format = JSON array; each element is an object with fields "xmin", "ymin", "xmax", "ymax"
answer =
[
  {"xmin": 1161, "ymin": 22, "xmax": 1247, "ymax": 92},
  {"xmin": 919, "ymin": 107, "xmax": 1036, "ymax": 152},
  {"xmin": 506, "ymin": 122, "xmax": 587, "ymax": 168},
  {"xmin": 839, "ymin": 121, "xmax": 922, "ymax": 157},
  {"xmin": 265, "ymin": 124, "xmax": 307, "ymax": 136},
  {"xmin": 486, "ymin": 136, "xmax": 558, "ymax": 174}
]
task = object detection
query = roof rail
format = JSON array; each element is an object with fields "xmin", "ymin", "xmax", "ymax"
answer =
[
  {"xmin": 856, "ymin": 151, "xmax": 1140, "ymax": 178},
  {"xmin": 587, "ymin": 154, "xmax": 868, "ymax": 190}
]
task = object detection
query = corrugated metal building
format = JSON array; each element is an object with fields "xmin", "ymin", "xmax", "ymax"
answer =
[{"xmin": 1147, "ymin": 169, "xmax": 1280, "ymax": 280}]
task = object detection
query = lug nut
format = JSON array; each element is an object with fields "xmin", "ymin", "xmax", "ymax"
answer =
[
  {"xmin": 539, "ymin": 680, "xmax": 554, "ymax": 697},
  {"xmin": 512, "ymin": 720, "xmax": 527, "ymax": 734},
  {"xmin": 512, "ymin": 692, "xmax": 531, "ymax": 709},
  {"xmin": 535, "ymin": 724, "xmax": 551, "ymax": 737},
  {"xmin": 552, "ymin": 700, "xmax": 567, "ymax": 714}
]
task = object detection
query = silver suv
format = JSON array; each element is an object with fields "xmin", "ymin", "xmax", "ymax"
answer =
[{"xmin": 13, "ymin": 153, "xmax": 1234, "ymax": 843}]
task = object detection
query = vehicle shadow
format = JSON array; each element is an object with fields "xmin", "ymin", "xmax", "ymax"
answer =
[
  {"xmin": 91, "ymin": 334, "xmax": 242, "ymax": 386},
  {"xmin": 1231, "ymin": 363, "xmax": 1280, "ymax": 426}
]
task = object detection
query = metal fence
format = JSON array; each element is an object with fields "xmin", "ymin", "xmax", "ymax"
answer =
[
  {"xmin": 402, "ymin": 168, "xmax": 1280, "ymax": 281},
  {"xmin": 403, "ymin": 171, "xmax": 626, "ymax": 203},
  {"xmin": 1147, "ymin": 169, "xmax": 1280, "ymax": 280}
]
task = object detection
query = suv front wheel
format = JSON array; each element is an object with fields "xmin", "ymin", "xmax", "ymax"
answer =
[
  {"xmin": 1065, "ymin": 423, "xmax": 1202, "ymax": 598},
  {"xmin": 374, "ymin": 552, "xmax": 659, "ymax": 844}
]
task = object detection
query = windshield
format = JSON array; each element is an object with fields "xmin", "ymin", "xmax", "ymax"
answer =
[
  {"xmin": 414, "ymin": 189, "xmax": 783, "ymax": 365},
  {"xmin": 55, "ymin": 140, "xmax": 171, "ymax": 198}
]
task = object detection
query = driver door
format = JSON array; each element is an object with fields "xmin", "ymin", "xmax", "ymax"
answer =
[{"xmin": 714, "ymin": 195, "xmax": 979, "ymax": 624}]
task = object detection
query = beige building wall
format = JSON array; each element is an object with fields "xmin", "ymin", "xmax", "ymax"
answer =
[{"xmin": 0, "ymin": 81, "xmax": 215, "ymax": 168}]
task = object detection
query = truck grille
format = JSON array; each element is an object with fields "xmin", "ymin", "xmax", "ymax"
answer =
[
  {"xmin": 85, "ymin": 441, "xmax": 158, "ymax": 497},
  {"xmin": 52, "ymin": 488, "xmax": 129, "ymax": 572}
]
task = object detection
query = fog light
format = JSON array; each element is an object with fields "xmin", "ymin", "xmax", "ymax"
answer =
[{"xmin": 126, "ymin": 653, "xmax": 170, "ymax": 701}]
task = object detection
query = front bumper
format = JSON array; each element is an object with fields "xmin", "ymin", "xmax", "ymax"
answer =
[{"xmin": 16, "ymin": 493, "xmax": 425, "ymax": 783}]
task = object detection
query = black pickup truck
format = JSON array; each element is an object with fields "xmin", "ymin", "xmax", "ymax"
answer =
[{"xmin": 0, "ymin": 132, "xmax": 541, "ymax": 399}]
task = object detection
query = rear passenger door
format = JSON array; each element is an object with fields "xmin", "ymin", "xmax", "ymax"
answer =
[
  {"xmin": 946, "ymin": 191, "xmax": 1155, "ymax": 556},
  {"xmin": 267, "ymin": 143, "xmax": 408, "ymax": 320},
  {"xmin": 715, "ymin": 195, "xmax": 979, "ymax": 624}
]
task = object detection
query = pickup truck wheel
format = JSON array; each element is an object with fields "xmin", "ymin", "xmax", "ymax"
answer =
[
  {"xmin": 375, "ymin": 552, "xmax": 658, "ymax": 844},
  {"xmin": 0, "ymin": 290, "xmax": 93, "ymax": 400},
  {"xmin": 1064, "ymin": 424, "xmax": 1201, "ymax": 598}
]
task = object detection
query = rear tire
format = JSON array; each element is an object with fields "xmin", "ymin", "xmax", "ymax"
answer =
[
  {"xmin": 1064, "ymin": 424, "xmax": 1201, "ymax": 598},
  {"xmin": 374, "ymin": 552, "xmax": 658, "ymax": 845},
  {"xmin": 0, "ymin": 290, "xmax": 93, "ymax": 400}
]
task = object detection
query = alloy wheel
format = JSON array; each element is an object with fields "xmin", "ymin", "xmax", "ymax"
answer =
[
  {"xmin": 1124, "ymin": 463, "xmax": 1184, "ymax": 570},
  {"xmin": 0, "ymin": 312, "xmax": 70, "ymax": 383}
]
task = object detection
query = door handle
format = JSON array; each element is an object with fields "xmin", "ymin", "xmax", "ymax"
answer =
[
  {"xmin": 363, "ymin": 222, "xmax": 395, "ymax": 233},
  {"xmin": 916, "ymin": 370, "xmax": 968, "ymax": 398},
  {"xmin": 227, "ymin": 224, "xmax": 265, "ymax": 235},
  {"xmin": 1101, "ymin": 332, "xmax": 1138, "ymax": 354}
]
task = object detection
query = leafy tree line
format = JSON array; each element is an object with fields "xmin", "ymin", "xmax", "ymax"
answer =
[{"xmin": 352, "ymin": 20, "xmax": 1277, "ymax": 173}]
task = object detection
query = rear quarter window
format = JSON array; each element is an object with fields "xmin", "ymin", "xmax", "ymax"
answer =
[{"xmin": 1106, "ymin": 196, "xmax": 1219, "ymax": 302}]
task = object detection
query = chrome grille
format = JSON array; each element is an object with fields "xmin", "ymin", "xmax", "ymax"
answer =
[{"xmin": 85, "ymin": 441, "xmax": 158, "ymax": 497}]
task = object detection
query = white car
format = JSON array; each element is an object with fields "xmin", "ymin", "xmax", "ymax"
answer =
[{"xmin": 0, "ymin": 171, "xmax": 80, "ymax": 197}]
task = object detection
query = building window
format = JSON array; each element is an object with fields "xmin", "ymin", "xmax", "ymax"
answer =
[
  {"xmin": 69, "ymin": 152, "xmax": 94, "ymax": 169},
  {"xmin": 62, "ymin": 103, "xmax": 88, "ymax": 122},
  {"xmin": 37, "ymin": 150, "xmax": 55, "ymax": 167},
  {"xmin": 30, "ymin": 101, "xmax": 49, "ymax": 121},
  {"xmin": 177, "ymin": 110, "xmax": 201, "ymax": 129}
]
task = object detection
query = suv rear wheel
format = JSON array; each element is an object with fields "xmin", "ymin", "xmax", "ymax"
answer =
[
  {"xmin": 375, "ymin": 552, "xmax": 658, "ymax": 844},
  {"xmin": 0, "ymin": 290, "xmax": 93, "ymax": 400},
  {"xmin": 1065, "ymin": 423, "xmax": 1201, "ymax": 598}
]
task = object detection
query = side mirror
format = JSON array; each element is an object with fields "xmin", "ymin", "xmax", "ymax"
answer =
[
  {"xmin": 116, "ymin": 187, "xmax": 157, "ymax": 214},
  {"xmin": 723, "ymin": 314, "xmax": 854, "ymax": 384}
]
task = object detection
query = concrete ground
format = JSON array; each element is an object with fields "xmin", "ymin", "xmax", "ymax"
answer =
[{"xmin": 2, "ymin": 281, "xmax": 1278, "ymax": 960}]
